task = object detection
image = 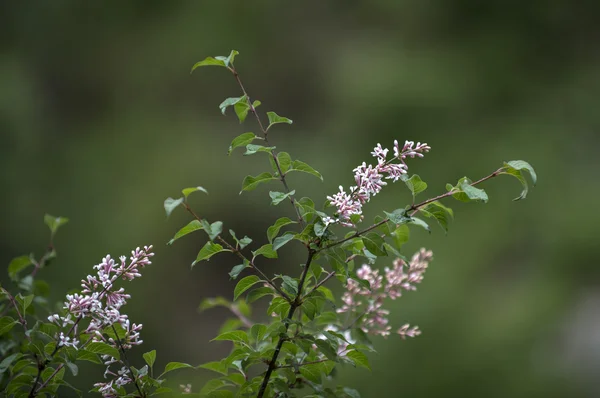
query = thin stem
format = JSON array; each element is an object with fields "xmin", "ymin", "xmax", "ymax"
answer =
[
  {"xmin": 29, "ymin": 364, "xmax": 64, "ymax": 397},
  {"xmin": 110, "ymin": 325, "xmax": 145, "ymax": 398},
  {"xmin": 303, "ymin": 271, "xmax": 336, "ymax": 299},
  {"xmin": 181, "ymin": 203, "xmax": 291, "ymax": 302},
  {"xmin": 257, "ymin": 250, "xmax": 315, "ymax": 398},
  {"xmin": 230, "ymin": 66, "xmax": 305, "ymax": 228}
]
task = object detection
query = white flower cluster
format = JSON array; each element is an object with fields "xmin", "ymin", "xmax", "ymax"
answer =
[
  {"xmin": 337, "ymin": 248, "xmax": 433, "ymax": 338},
  {"xmin": 324, "ymin": 140, "xmax": 430, "ymax": 227},
  {"xmin": 48, "ymin": 245, "xmax": 154, "ymax": 397}
]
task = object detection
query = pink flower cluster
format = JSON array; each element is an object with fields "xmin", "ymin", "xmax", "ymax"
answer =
[
  {"xmin": 48, "ymin": 246, "xmax": 154, "ymax": 397},
  {"xmin": 325, "ymin": 140, "xmax": 430, "ymax": 227},
  {"xmin": 337, "ymin": 248, "xmax": 433, "ymax": 338}
]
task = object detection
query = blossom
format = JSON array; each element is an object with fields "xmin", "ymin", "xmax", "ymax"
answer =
[
  {"xmin": 337, "ymin": 248, "xmax": 433, "ymax": 338},
  {"xmin": 325, "ymin": 140, "xmax": 430, "ymax": 227},
  {"xmin": 48, "ymin": 245, "xmax": 154, "ymax": 397}
]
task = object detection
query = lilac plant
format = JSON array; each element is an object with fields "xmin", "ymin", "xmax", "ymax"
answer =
[
  {"xmin": 161, "ymin": 50, "xmax": 536, "ymax": 397},
  {"xmin": 0, "ymin": 50, "xmax": 537, "ymax": 397}
]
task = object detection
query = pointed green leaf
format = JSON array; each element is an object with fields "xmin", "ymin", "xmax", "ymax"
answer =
[
  {"xmin": 346, "ymin": 350, "xmax": 370, "ymax": 370},
  {"xmin": 229, "ymin": 230, "xmax": 252, "ymax": 249},
  {"xmin": 244, "ymin": 144, "xmax": 276, "ymax": 156},
  {"xmin": 391, "ymin": 224, "xmax": 410, "ymax": 248},
  {"xmin": 277, "ymin": 152, "xmax": 292, "ymax": 173},
  {"xmin": 362, "ymin": 233, "xmax": 387, "ymax": 256},
  {"xmin": 234, "ymin": 100, "xmax": 251, "ymax": 123},
  {"xmin": 240, "ymin": 172, "xmax": 276, "ymax": 193},
  {"xmin": 168, "ymin": 220, "xmax": 203, "ymax": 245},
  {"xmin": 273, "ymin": 234, "xmax": 295, "ymax": 251},
  {"xmin": 267, "ymin": 217, "xmax": 297, "ymax": 242},
  {"xmin": 280, "ymin": 276, "xmax": 298, "ymax": 296},
  {"xmin": 290, "ymin": 160, "xmax": 323, "ymax": 181},
  {"xmin": 384, "ymin": 209, "xmax": 411, "ymax": 225},
  {"xmin": 86, "ymin": 342, "xmax": 120, "ymax": 360},
  {"xmin": 204, "ymin": 221, "xmax": 223, "ymax": 241},
  {"xmin": 0, "ymin": 317, "xmax": 18, "ymax": 336},
  {"xmin": 192, "ymin": 242, "xmax": 228, "ymax": 266},
  {"xmin": 212, "ymin": 330, "xmax": 249, "ymax": 345},
  {"xmin": 247, "ymin": 287, "xmax": 274, "ymax": 303},
  {"xmin": 44, "ymin": 214, "xmax": 69, "ymax": 237},
  {"xmin": 228, "ymin": 132, "xmax": 257, "ymax": 155},
  {"xmin": 164, "ymin": 197, "xmax": 184, "ymax": 218},
  {"xmin": 266, "ymin": 111, "xmax": 293, "ymax": 129},
  {"xmin": 15, "ymin": 294, "xmax": 34, "ymax": 314},
  {"xmin": 219, "ymin": 95, "xmax": 246, "ymax": 116},
  {"xmin": 182, "ymin": 186, "xmax": 208, "ymax": 199},
  {"xmin": 8, "ymin": 255, "xmax": 34, "ymax": 280},
  {"xmin": 408, "ymin": 217, "xmax": 431, "ymax": 232},
  {"xmin": 234, "ymin": 275, "xmax": 262, "ymax": 301},
  {"xmin": 420, "ymin": 201, "xmax": 454, "ymax": 232},
  {"xmin": 143, "ymin": 350, "xmax": 156, "ymax": 368},
  {"xmin": 252, "ymin": 244, "xmax": 278, "ymax": 259},
  {"xmin": 459, "ymin": 180, "xmax": 489, "ymax": 203},
  {"xmin": 160, "ymin": 362, "xmax": 193, "ymax": 377},
  {"xmin": 229, "ymin": 263, "xmax": 249, "ymax": 280},
  {"xmin": 506, "ymin": 160, "xmax": 537, "ymax": 185},
  {"xmin": 198, "ymin": 360, "xmax": 228, "ymax": 376},
  {"xmin": 269, "ymin": 190, "xmax": 295, "ymax": 206},
  {"xmin": 191, "ymin": 57, "xmax": 226, "ymax": 72},
  {"xmin": 403, "ymin": 174, "xmax": 427, "ymax": 198},
  {"xmin": 502, "ymin": 160, "xmax": 537, "ymax": 201}
]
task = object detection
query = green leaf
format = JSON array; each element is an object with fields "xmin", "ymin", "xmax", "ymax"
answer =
[
  {"xmin": 273, "ymin": 234, "xmax": 295, "ymax": 251},
  {"xmin": 459, "ymin": 180, "xmax": 489, "ymax": 202},
  {"xmin": 192, "ymin": 242, "xmax": 228, "ymax": 266},
  {"xmin": 76, "ymin": 350, "xmax": 101, "ymax": 364},
  {"xmin": 267, "ymin": 217, "xmax": 297, "ymax": 243},
  {"xmin": 391, "ymin": 224, "xmax": 410, "ymax": 248},
  {"xmin": 219, "ymin": 95, "xmax": 246, "ymax": 116},
  {"xmin": 198, "ymin": 361, "xmax": 228, "ymax": 376},
  {"xmin": 212, "ymin": 330, "xmax": 249, "ymax": 345},
  {"xmin": 240, "ymin": 172, "xmax": 276, "ymax": 193},
  {"xmin": 228, "ymin": 132, "xmax": 257, "ymax": 155},
  {"xmin": 244, "ymin": 144, "xmax": 276, "ymax": 156},
  {"xmin": 182, "ymin": 186, "xmax": 208, "ymax": 199},
  {"xmin": 290, "ymin": 160, "xmax": 323, "ymax": 181},
  {"xmin": 199, "ymin": 297, "xmax": 230, "ymax": 312},
  {"xmin": 280, "ymin": 276, "xmax": 298, "ymax": 296},
  {"xmin": 506, "ymin": 160, "xmax": 537, "ymax": 185},
  {"xmin": 277, "ymin": 152, "xmax": 292, "ymax": 173},
  {"xmin": 164, "ymin": 197, "xmax": 184, "ymax": 218},
  {"xmin": 8, "ymin": 255, "xmax": 34, "ymax": 280},
  {"xmin": 160, "ymin": 362, "xmax": 194, "ymax": 377},
  {"xmin": 250, "ymin": 324, "xmax": 268, "ymax": 343},
  {"xmin": 86, "ymin": 342, "xmax": 120, "ymax": 360},
  {"xmin": 384, "ymin": 209, "xmax": 411, "ymax": 225},
  {"xmin": 346, "ymin": 350, "xmax": 371, "ymax": 370},
  {"xmin": 15, "ymin": 293, "xmax": 34, "ymax": 314},
  {"xmin": 313, "ymin": 222, "xmax": 326, "ymax": 237},
  {"xmin": 252, "ymin": 244, "xmax": 278, "ymax": 259},
  {"xmin": 190, "ymin": 51, "xmax": 240, "ymax": 72},
  {"xmin": 266, "ymin": 111, "xmax": 293, "ymax": 129},
  {"xmin": 143, "ymin": 350, "xmax": 156, "ymax": 368},
  {"xmin": 234, "ymin": 276, "xmax": 262, "ymax": 301},
  {"xmin": 229, "ymin": 230, "xmax": 252, "ymax": 249},
  {"xmin": 420, "ymin": 201, "xmax": 454, "ymax": 232},
  {"xmin": 200, "ymin": 379, "xmax": 234, "ymax": 396},
  {"xmin": 203, "ymin": 221, "xmax": 223, "ymax": 241},
  {"xmin": 228, "ymin": 263, "xmax": 249, "ymax": 280},
  {"xmin": 44, "ymin": 214, "xmax": 69, "ymax": 237},
  {"xmin": 0, "ymin": 316, "xmax": 18, "ymax": 336},
  {"xmin": 403, "ymin": 174, "xmax": 427, "ymax": 198},
  {"xmin": 167, "ymin": 220, "xmax": 203, "ymax": 245},
  {"xmin": 408, "ymin": 217, "xmax": 431, "ymax": 232},
  {"xmin": 362, "ymin": 232, "xmax": 387, "ymax": 256},
  {"xmin": 299, "ymin": 364, "xmax": 322, "ymax": 383},
  {"xmin": 315, "ymin": 339, "xmax": 338, "ymax": 361},
  {"xmin": 267, "ymin": 297, "xmax": 290, "ymax": 319},
  {"xmin": 503, "ymin": 160, "xmax": 537, "ymax": 200},
  {"xmin": 269, "ymin": 190, "xmax": 295, "ymax": 206},
  {"xmin": 246, "ymin": 287, "xmax": 274, "ymax": 303},
  {"xmin": 234, "ymin": 99, "xmax": 251, "ymax": 123}
]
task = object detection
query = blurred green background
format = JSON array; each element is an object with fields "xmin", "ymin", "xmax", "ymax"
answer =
[{"xmin": 2, "ymin": 1, "xmax": 599, "ymax": 397}]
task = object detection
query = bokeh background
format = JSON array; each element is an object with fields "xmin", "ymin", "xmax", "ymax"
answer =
[{"xmin": 2, "ymin": 1, "xmax": 599, "ymax": 397}]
